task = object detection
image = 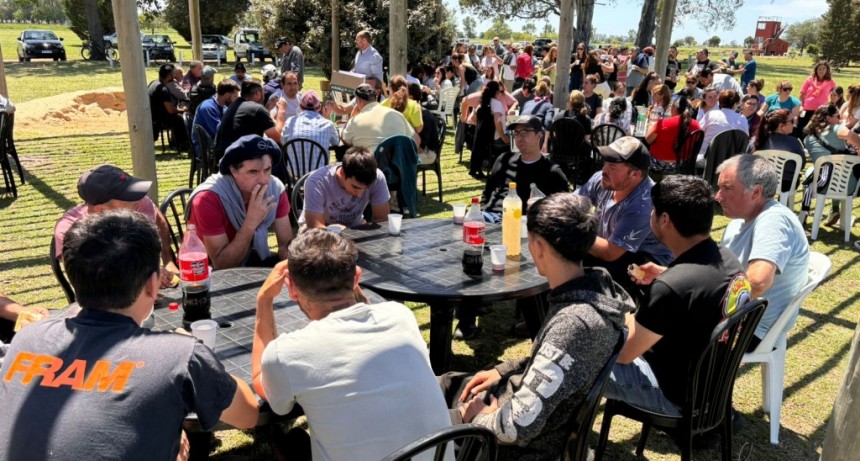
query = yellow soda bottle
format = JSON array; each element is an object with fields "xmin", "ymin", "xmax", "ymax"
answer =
[{"xmin": 502, "ymin": 182, "xmax": 522, "ymax": 258}]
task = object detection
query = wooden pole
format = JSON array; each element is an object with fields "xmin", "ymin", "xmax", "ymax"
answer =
[
  {"xmin": 331, "ymin": 0, "xmax": 340, "ymax": 74},
  {"xmin": 0, "ymin": 45, "xmax": 8, "ymax": 98},
  {"xmin": 111, "ymin": 0, "xmax": 158, "ymax": 202},
  {"xmin": 389, "ymin": 0, "xmax": 407, "ymax": 76},
  {"xmin": 821, "ymin": 321, "xmax": 860, "ymax": 460},
  {"xmin": 188, "ymin": 0, "xmax": 203, "ymax": 61},
  {"xmin": 654, "ymin": 0, "xmax": 676, "ymax": 80},
  {"xmin": 554, "ymin": 0, "xmax": 575, "ymax": 108}
]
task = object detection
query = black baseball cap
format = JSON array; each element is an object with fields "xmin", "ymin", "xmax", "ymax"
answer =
[
  {"xmin": 220, "ymin": 135, "xmax": 282, "ymax": 175},
  {"xmin": 77, "ymin": 164, "xmax": 152, "ymax": 205},
  {"xmin": 507, "ymin": 115, "xmax": 544, "ymax": 132},
  {"xmin": 354, "ymin": 83, "xmax": 376, "ymax": 101},
  {"xmin": 597, "ymin": 137, "xmax": 651, "ymax": 170}
]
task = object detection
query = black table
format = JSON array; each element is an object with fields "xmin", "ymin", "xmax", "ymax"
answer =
[{"xmin": 342, "ymin": 218, "xmax": 549, "ymax": 372}]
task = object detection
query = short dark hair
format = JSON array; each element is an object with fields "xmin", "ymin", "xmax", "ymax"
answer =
[
  {"xmin": 698, "ymin": 67, "xmax": 713, "ymax": 79},
  {"xmin": 287, "ymin": 229, "xmax": 358, "ymax": 300},
  {"xmin": 216, "ymin": 79, "xmax": 239, "ymax": 96},
  {"xmin": 651, "ymin": 175, "xmax": 714, "ymax": 238},
  {"xmin": 63, "ymin": 210, "xmax": 161, "ymax": 311},
  {"xmin": 357, "ymin": 30, "xmax": 372, "ymax": 42},
  {"xmin": 234, "ymin": 62, "xmax": 246, "ymax": 72},
  {"xmin": 341, "ymin": 147, "xmax": 377, "ymax": 185},
  {"xmin": 240, "ymin": 78, "xmax": 263, "ymax": 98},
  {"xmin": 718, "ymin": 89, "xmax": 739, "ymax": 109},
  {"xmin": 158, "ymin": 63, "xmax": 175, "ymax": 81},
  {"xmin": 526, "ymin": 193, "xmax": 597, "ymax": 264}
]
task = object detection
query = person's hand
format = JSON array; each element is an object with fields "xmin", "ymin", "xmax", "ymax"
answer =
[
  {"xmin": 628, "ymin": 262, "xmax": 665, "ymax": 285},
  {"xmin": 276, "ymin": 98, "xmax": 287, "ymax": 111},
  {"xmin": 258, "ymin": 260, "xmax": 289, "ymax": 303},
  {"xmin": 459, "ymin": 394, "xmax": 499, "ymax": 423},
  {"xmin": 15, "ymin": 306, "xmax": 49, "ymax": 331},
  {"xmin": 160, "ymin": 263, "xmax": 180, "ymax": 288},
  {"xmin": 245, "ymin": 184, "xmax": 277, "ymax": 230},
  {"xmin": 459, "ymin": 369, "xmax": 502, "ymax": 402}
]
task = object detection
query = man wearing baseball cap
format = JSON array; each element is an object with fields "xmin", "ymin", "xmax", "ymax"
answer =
[
  {"xmin": 341, "ymin": 83, "xmax": 419, "ymax": 154},
  {"xmin": 188, "ymin": 65, "xmax": 219, "ymax": 116},
  {"xmin": 188, "ymin": 134, "xmax": 293, "ymax": 269},
  {"xmin": 53, "ymin": 164, "xmax": 178, "ymax": 286},
  {"xmin": 281, "ymin": 90, "xmax": 339, "ymax": 151},
  {"xmin": 575, "ymin": 136, "xmax": 672, "ymax": 301}
]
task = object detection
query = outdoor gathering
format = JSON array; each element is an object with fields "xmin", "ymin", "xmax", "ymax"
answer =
[{"xmin": 2, "ymin": 0, "xmax": 860, "ymax": 459}]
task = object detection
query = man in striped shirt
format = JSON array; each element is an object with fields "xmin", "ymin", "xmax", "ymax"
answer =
[{"xmin": 281, "ymin": 91, "xmax": 339, "ymax": 151}]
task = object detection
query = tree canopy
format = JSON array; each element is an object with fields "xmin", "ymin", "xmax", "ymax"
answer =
[
  {"xmin": 784, "ymin": 18, "xmax": 820, "ymax": 53},
  {"xmin": 62, "ymin": 0, "xmax": 114, "ymax": 40},
  {"xmin": 164, "ymin": 0, "xmax": 248, "ymax": 41},
  {"xmin": 817, "ymin": 0, "xmax": 859, "ymax": 66},
  {"xmin": 462, "ymin": 17, "xmax": 476, "ymax": 38},
  {"xmin": 0, "ymin": 0, "xmax": 66, "ymax": 23}
]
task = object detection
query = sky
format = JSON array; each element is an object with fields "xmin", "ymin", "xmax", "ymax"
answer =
[{"xmin": 445, "ymin": 0, "xmax": 828, "ymax": 45}]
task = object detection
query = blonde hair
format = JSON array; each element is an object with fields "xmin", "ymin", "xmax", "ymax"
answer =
[
  {"xmin": 567, "ymin": 90, "xmax": 587, "ymax": 116},
  {"xmin": 534, "ymin": 81, "xmax": 551, "ymax": 98},
  {"xmin": 651, "ymin": 84, "xmax": 672, "ymax": 109}
]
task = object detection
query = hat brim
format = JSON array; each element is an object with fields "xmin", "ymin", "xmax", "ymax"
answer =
[
  {"xmin": 115, "ymin": 178, "xmax": 153, "ymax": 202},
  {"xmin": 219, "ymin": 143, "xmax": 282, "ymax": 175}
]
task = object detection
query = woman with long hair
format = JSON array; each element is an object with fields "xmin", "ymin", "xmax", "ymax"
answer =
[
  {"xmin": 469, "ymin": 80, "xmax": 509, "ymax": 178},
  {"xmin": 746, "ymin": 78, "xmax": 766, "ymax": 110},
  {"xmin": 481, "ymin": 46, "xmax": 503, "ymax": 82},
  {"xmin": 645, "ymin": 90, "xmax": 701, "ymax": 163},
  {"xmin": 648, "ymin": 84, "xmax": 672, "ymax": 119},
  {"xmin": 631, "ymin": 71, "xmax": 659, "ymax": 108},
  {"xmin": 568, "ymin": 42, "xmax": 586, "ymax": 91},
  {"xmin": 758, "ymin": 80, "xmax": 802, "ymax": 125},
  {"xmin": 799, "ymin": 104, "xmax": 860, "ymax": 225},
  {"xmin": 755, "ymin": 108, "xmax": 805, "ymax": 193},
  {"xmin": 545, "ymin": 89, "xmax": 593, "ymax": 152},
  {"xmin": 436, "ymin": 66, "xmax": 452, "ymax": 90},
  {"xmin": 519, "ymin": 80, "xmax": 554, "ymax": 130},
  {"xmin": 382, "ymin": 75, "xmax": 424, "ymax": 133},
  {"xmin": 593, "ymin": 97, "xmax": 631, "ymax": 135},
  {"xmin": 797, "ymin": 61, "xmax": 837, "ymax": 135},
  {"xmin": 467, "ymin": 44, "xmax": 482, "ymax": 72},
  {"xmin": 540, "ymin": 46, "xmax": 557, "ymax": 89},
  {"xmin": 583, "ymin": 50, "xmax": 604, "ymax": 84},
  {"xmin": 839, "ymin": 84, "xmax": 860, "ymax": 129},
  {"xmin": 581, "ymin": 74, "xmax": 604, "ymax": 119}
]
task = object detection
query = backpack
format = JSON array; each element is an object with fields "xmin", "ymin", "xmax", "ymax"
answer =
[{"xmin": 504, "ymin": 52, "xmax": 514, "ymax": 66}]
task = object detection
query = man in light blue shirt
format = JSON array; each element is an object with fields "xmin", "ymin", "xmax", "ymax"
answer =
[
  {"xmin": 352, "ymin": 29, "xmax": 384, "ymax": 82},
  {"xmin": 281, "ymin": 90, "xmax": 339, "ymax": 151},
  {"xmin": 716, "ymin": 154, "xmax": 808, "ymax": 349},
  {"xmin": 191, "ymin": 79, "xmax": 239, "ymax": 159}
]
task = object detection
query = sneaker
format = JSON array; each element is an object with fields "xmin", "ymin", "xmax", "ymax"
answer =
[
  {"xmin": 825, "ymin": 212, "xmax": 841, "ymax": 227},
  {"xmin": 454, "ymin": 322, "xmax": 480, "ymax": 340}
]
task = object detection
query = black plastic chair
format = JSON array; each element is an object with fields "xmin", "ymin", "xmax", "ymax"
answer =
[
  {"xmin": 278, "ymin": 138, "xmax": 328, "ymax": 193},
  {"xmin": 591, "ymin": 123, "xmax": 626, "ymax": 148},
  {"xmin": 191, "ymin": 125, "xmax": 215, "ymax": 188},
  {"xmin": 159, "ymin": 187, "xmax": 193, "ymax": 260},
  {"xmin": 1, "ymin": 112, "xmax": 24, "ymax": 185},
  {"xmin": 677, "ymin": 129, "xmax": 705, "ymax": 176},
  {"xmin": 49, "ymin": 235, "xmax": 75, "ymax": 304},
  {"xmin": 289, "ymin": 172, "xmax": 312, "ymax": 224},
  {"xmin": 418, "ymin": 112, "xmax": 446, "ymax": 203},
  {"xmin": 595, "ymin": 298, "xmax": 768, "ymax": 461},
  {"xmin": 703, "ymin": 129, "xmax": 750, "ymax": 188},
  {"xmin": 565, "ymin": 331, "xmax": 625, "ymax": 461},
  {"xmin": 0, "ymin": 113, "xmax": 17, "ymax": 197},
  {"xmin": 548, "ymin": 118, "xmax": 588, "ymax": 185},
  {"xmin": 380, "ymin": 423, "xmax": 498, "ymax": 461}
]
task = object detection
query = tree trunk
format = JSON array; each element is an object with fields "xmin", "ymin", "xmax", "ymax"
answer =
[
  {"xmin": 574, "ymin": 0, "xmax": 594, "ymax": 46},
  {"xmin": 84, "ymin": 0, "xmax": 105, "ymax": 60},
  {"xmin": 331, "ymin": 0, "xmax": 339, "ymax": 77},
  {"xmin": 636, "ymin": 0, "xmax": 658, "ymax": 49},
  {"xmin": 188, "ymin": 0, "xmax": 203, "ymax": 61},
  {"xmin": 389, "ymin": 0, "xmax": 407, "ymax": 76},
  {"xmin": 654, "ymin": 0, "xmax": 676, "ymax": 80},
  {"xmin": 821, "ymin": 321, "xmax": 860, "ymax": 460},
  {"xmin": 553, "ymin": 0, "xmax": 574, "ymax": 108}
]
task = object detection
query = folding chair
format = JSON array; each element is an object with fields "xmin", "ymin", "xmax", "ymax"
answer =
[
  {"xmin": 381, "ymin": 424, "xmax": 498, "ymax": 461},
  {"xmin": 159, "ymin": 187, "xmax": 193, "ymax": 259},
  {"xmin": 49, "ymin": 236, "xmax": 75, "ymax": 304},
  {"xmin": 278, "ymin": 138, "xmax": 328, "ymax": 192}
]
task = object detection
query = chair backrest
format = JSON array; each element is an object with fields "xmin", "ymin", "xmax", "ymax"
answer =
[
  {"xmin": 435, "ymin": 112, "xmax": 448, "ymax": 148},
  {"xmin": 750, "ymin": 252, "xmax": 830, "ymax": 354},
  {"xmin": 591, "ymin": 124, "xmax": 625, "ymax": 148},
  {"xmin": 703, "ymin": 129, "xmax": 749, "ymax": 186},
  {"xmin": 374, "ymin": 135, "xmax": 420, "ymax": 218},
  {"xmin": 676, "ymin": 129, "xmax": 705, "ymax": 175},
  {"xmin": 193, "ymin": 124, "xmax": 215, "ymax": 179},
  {"xmin": 439, "ymin": 86, "xmax": 460, "ymax": 118},
  {"xmin": 290, "ymin": 172, "xmax": 313, "ymax": 223},
  {"xmin": 380, "ymin": 423, "xmax": 498, "ymax": 461},
  {"xmin": 683, "ymin": 298, "xmax": 767, "ymax": 434},
  {"xmin": 564, "ymin": 331, "xmax": 625, "ymax": 461},
  {"xmin": 159, "ymin": 187, "xmax": 194, "ymax": 259},
  {"xmin": 49, "ymin": 235, "xmax": 75, "ymax": 304},
  {"xmin": 812, "ymin": 154, "xmax": 860, "ymax": 198},
  {"xmin": 279, "ymin": 138, "xmax": 328, "ymax": 190},
  {"xmin": 757, "ymin": 149, "xmax": 803, "ymax": 199},
  {"xmin": 548, "ymin": 117, "xmax": 587, "ymax": 164}
]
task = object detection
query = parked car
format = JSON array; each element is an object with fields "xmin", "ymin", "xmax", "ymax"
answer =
[
  {"xmin": 142, "ymin": 34, "xmax": 176, "ymax": 62},
  {"xmin": 233, "ymin": 28, "xmax": 274, "ymax": 64},
  {"xmin": 197, "ymin": 34, "xmax": 231, "ymax": 61},
  {"xmin": 103, "ymin": 32, "xmax": 147, "ymax": 48},
  {"xmin": 17, "ymin": 29, "xmax": 66, "ymax": 62}
]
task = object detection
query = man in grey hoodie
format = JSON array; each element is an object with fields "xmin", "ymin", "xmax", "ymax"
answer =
[{"xmin": 441, "ymin": 193, "xmax": 634, "ymax": 460}]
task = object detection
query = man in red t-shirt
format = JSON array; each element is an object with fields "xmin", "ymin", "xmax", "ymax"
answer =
[
  {"xmin": 512, "ymin": 44, "xmax": 536, "ymax": 90},
  {"xmin": 188, "ymin": 135, "xmax": 293, "ymax": 269}
]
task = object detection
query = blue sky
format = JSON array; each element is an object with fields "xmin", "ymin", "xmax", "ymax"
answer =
[{"xmin": 446, "ymin": 0, "xmax": 828, "ymax": 45}]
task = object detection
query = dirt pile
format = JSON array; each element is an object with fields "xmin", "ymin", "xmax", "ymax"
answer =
[{"xmin": 15, "ymin": 88, "xmax": 130, "ymax": 134}]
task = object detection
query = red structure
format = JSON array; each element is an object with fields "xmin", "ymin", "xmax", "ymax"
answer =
[{"xmin": 751, "ymin": 17, "xmax": 789, "ymax": 56}]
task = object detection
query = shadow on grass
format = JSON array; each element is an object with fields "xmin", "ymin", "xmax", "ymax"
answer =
[
  {"xmin": 24, "ymin": 170, "xmax": 76, "ymax": 211},
  {"xmin": 21, "ymin": 131, "xmax": 130, "ymax": 143}
]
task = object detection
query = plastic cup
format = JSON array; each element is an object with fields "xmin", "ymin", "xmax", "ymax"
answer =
[
  {"xmin": 521, "ymin": 215, "xmax": 528, "ymax": 238},
  {"xmin": 325, "ymin": 224, "xmax": 343, "ymax": 234},
  {"xmin": 190, "ymin": 319, "xmax": 218, "ymax": 349},
  {"xmin": 453, "ymin": 204, "xmax": 467, "ymax": 224},
  {"xmin": 490, "ymin": 245, "xmax": 507, "ymax": 271},
  {"xmin": 388, "ymin": 213, "xmax": 403, "ymax": 235}
]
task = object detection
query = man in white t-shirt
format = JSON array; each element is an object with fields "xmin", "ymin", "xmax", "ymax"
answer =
[
  {"xmin": 270, "ymin": 72, "xmax": 302, "ymax": 120},
  {"xmin": 252, "ymin": 229, "xmax": 452, "ymax": 461}
]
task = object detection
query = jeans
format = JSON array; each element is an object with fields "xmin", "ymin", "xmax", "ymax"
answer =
[{"xmin": 604, "ymin": 357, "xmax": 682, "ymax": 417}]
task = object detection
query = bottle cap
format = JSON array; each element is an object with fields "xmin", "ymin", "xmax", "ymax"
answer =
[
  {"xmin": 510, "ymin": 182, "xmax": 517, "ymax": 189},
  {"xmin": 471, "ymin": 197, "xmax": 479, "ymax": 204},
  {"xmin": 168, "ymin": 302, "xmax": 179, "ymax": 311}
]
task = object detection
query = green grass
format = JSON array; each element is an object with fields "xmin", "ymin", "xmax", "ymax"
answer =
[{"xmin": 1, "ymin": 32, "xmax": 859, "ymax": 460}]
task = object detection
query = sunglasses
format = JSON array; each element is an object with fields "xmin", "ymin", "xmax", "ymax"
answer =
[{"xmin": 782, "ymin": 87, "xmax": 793, "ymax": 92}]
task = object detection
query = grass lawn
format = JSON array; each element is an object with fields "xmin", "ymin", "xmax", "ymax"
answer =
[{"xmin": 1, "ymin": 32, "xmax": 859, "ymax": 460}]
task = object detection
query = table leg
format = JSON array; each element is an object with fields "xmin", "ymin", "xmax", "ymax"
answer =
[{"xmin": 429, "ymin": 301, "xmax": 455, "ymax": 374}]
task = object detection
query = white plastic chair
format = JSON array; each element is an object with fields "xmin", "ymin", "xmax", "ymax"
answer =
[
  {"xmin": 757, "ymin": 149, "xmax": 803, "ymax": 209},
  {"xmin": 742, "ymin": 251, "xmax": 831, "ymax": 445},
  {"xmin": 809, "ymin": 155, "xmax": 860, "ymax": 242},
  {"xmin": 433, "ymin": 86, "xmax": 460, "ymax": 127}
]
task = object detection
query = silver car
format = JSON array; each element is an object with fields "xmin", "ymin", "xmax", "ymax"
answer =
[{"xmin": 199, "ymin": 35, "xmax": 230, "ymax": 61}]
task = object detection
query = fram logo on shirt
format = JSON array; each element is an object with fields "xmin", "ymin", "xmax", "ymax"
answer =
[{"xmin": 3, "ymin": 351, "xmax": 141, "ymax": 393}]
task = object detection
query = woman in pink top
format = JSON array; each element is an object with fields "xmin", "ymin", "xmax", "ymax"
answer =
[{"xmin": 797, "ymin": 61, "xmax": 836, "ymax": 135}]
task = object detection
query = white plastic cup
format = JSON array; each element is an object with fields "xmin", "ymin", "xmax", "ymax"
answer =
[
  {"xmin": 190, "ymin": 319, "xmax": 218, "ymax": 349},
  {"xmin": 521, "ymin": 215, "xmax": 528, "ymax": 238},
  {"xmin": 325, "ymin": 224, "xmax": 343, "ymax": 234},
  {"xmin": 490, "ymin": 245, "xmax": 507, "ymax": 271},
  {"xmin": 453, "ymin": 204, "xmax": 467, "ymax": 224},
  {"xmin": 388, "ymin": 213, "xmax": 403, "ymax": 235}
]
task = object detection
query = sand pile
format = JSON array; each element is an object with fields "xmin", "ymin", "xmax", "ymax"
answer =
[{"xmin": 15, "ymin": 87, "xmax": 130, "ymax": 134}]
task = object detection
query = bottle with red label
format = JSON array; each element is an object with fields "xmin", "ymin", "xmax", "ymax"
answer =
[
  {"xmin": 178, "ymin": 224, "xmax": 211, "ymax": 328},
  {"xmin": 462, "ymin": 197, "xmax": 485, "ymax": 276}
]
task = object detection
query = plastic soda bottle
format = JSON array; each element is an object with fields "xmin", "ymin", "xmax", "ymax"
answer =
[
  {"xmin": 178, "ymin": 224, "xmax": 211, "ymax": 328},
  {"xmin": 527, "ymin": 182, "xmax": 546, "ymax": 209},
  {"xmin": 502, "ymin": 182, "xmax": 522, "ymax": 258},
  {"xmin": 462, "ymin": 197, "xmax": 485, "ymax": 276}
]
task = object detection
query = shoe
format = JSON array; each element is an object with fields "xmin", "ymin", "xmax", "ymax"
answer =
[
  {"xmin": 854, "ymin": 240, "xmax": 860, "ymax": 251},
  {"xmin": 825, "ymin": 212, "xmax": 841, "ymax": 227},
  {"xmin": 454, "ymin": 322, "xmax": 480, "ymax": 340},
  {"xmin": 469, "ymin": 171, "xmax": 486, "ymax": 180}
]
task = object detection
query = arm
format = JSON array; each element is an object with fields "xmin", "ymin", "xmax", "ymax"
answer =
[
  {"xmin": 617, "ymin": 313, "xmax": 663, "ymax": 364},
  {"xmin": 163, "ymin": 101, "xmax": 178, "ymax": 115},
  {"xmin": 493, "ymin": 112, "xmax": 509, "ymax": 145},
  {"xmin": 252, "ymin": 261, "xmax": 289, "ymax": 400},
  {"xmin": 200, "ymin": 185, "xmax": 276, "ymax": 269},
  {"xmin": 836, "ymin": 124, "xmax": 860, "ymax": 149},
  {"xmin": 589, "ymin": 236, "xmax": 627, "ymax": 262},
  {"xmin": 746, "ymin": 259, "xmax": 777, "ymax": 299},
  {"xmin": 154, "ymin": 210, "xmax": 177, "ymax": 267},
  {"xmin": 757, "ymin": 102, "xmax": 770, "ymax": 118},
  {"xmin": 370, "ymin": 202, "xmax": 391, "ymax": 223},
  {"xmin": 219, "ymin": 376, "xmax": 260, "ymax": 429},
  {"xmin": 273, "ymin": 216, "xmax": 293, "ymax": 261},
  {"xmin": 303, "ymin": 211, "xmax": 327, "ymax": 229},
  {"xmin": 645, "ymin": 118, "xmax": 661, "ymax": 144}
]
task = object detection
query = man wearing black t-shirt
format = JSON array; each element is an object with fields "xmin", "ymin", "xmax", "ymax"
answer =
[
  {"xmin": 664, "ymin": 46, "xmax": 681, "ymax": 91},
  {"xmin": 604, "ymin": 175, "xmax": 752, "ymax": 415},
  {"xmin": 213, "ymin": 79, "xmax": 284, "ymax": 160},
  {"xmin": 686, "ymin": 48, "xmax": 722, "ymax": 78},
  {"xmin": 148, "ymin": 63, "xmax": 189, "ymax": 151}
]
